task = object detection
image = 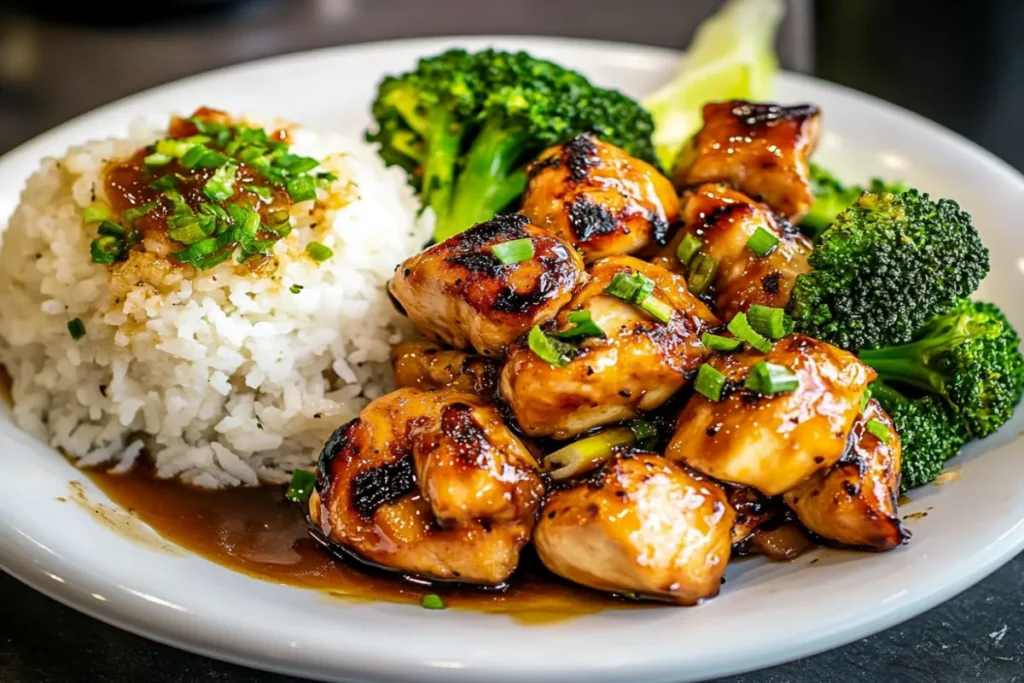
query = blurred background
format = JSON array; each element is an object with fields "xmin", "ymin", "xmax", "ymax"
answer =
[{"xmin": 0, "ymin": 0, "xmax": 1022, "ymax": 170}]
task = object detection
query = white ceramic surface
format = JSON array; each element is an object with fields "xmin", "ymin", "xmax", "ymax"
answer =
[{"xmin": 1, "ymin": 37, "xmax": 1023, "ymax": 683}]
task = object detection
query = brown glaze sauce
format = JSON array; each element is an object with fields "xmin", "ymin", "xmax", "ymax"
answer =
[{"xmin": 85, "ymin": 463, "xmax": 644, "ymax": 623}]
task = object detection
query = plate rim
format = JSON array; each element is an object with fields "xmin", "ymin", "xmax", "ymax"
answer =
[{"xmin": 2, "ymin": 34, "xmax": 1024, "ymax": 683}]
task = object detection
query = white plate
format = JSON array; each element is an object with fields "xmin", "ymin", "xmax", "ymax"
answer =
[{"xmin": 1, "ymin": 36, "xmax": 1023, "ymax": 683}]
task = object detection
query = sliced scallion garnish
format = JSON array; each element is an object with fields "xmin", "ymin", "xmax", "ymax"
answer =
[
  {"xmin": 491, "ymin": 238, "xmax": 534, "ymax": 265},
  {"xmin": 421, "ymin": 594, "xmax": 446, "ymax": 610},
  {"xmin": 865, "ymin": 419, "xmax": 891, "ymax": 443},
  {"xmin": 90, "ymin": 236, "xmax": 122, "ymax": 264},
  {"xmin": 746, "ymin": 304, "xmax": 794, "ymax": 340},
  {"xmin": 628, "ymin": 419, "xmax": 657, "ymax": 450},
  {"xmin": 604, "ymin": 271, "xmax": 674, "ymax": 323},
  {"xmin": 81, "ymin": 205, "xmax": 111, "ymax": 223},
  {"xmin": 676, "ymin": 233, "xmax": 703, "ymax": 265},
  {"xmin": 694, "ymin": 363, "xmax": 727, "ymax": 401},
  {"xmin": 746, "ymin": 226, "xmax": 780, "ymax": 256},
  {"xmin": 245, "ymin": 184, "xmax": 274, "ymax": 202},
  {"xmin": 528, "ymin": 325, "xmax": 576, "ymax": 368},
  {"xmin": 549, "ymin": 310, "xmax": 605, "ymax": 340},
  {"xmin": 687, "ymin": 254, "xmax": 719, "ymax": 295},
  {"xmin": 306, "ymin": 241, "xmax": 333, "ymax": 262},
  {"xmin": 286, "ymin": 176, "xmax": 317, "ymax": 203},
  {"xmin": 67, "ymin": 318, "xmax": 85, "ymax": 340},
  {"xmin": 545, "ymin": 426, "xmax": 636, "ymax": 480},
  {"xmin": 122, "ymin": 201, "xmax": 158, "ymax": 224},
  {"xmin": 727, "ymin": 312, "xmax": 773, "ymax": 353},
  {"xmin": 744, "ymin": 361, "xmax": 800, "ymax": 395},
  {"xmin": 702, "ymin": 333, "xmax": 743, "ymax": 352},
  {"xmin": 285, "ymin": 469, "xmax": 316, "ymax": 503},
  {"xmin": 203, "ymin": 163, "xmax": 237, "ymax": 201}
]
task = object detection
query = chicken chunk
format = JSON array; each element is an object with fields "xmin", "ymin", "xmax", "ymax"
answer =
[
  {"xmin": 534, "ymin": 454, "xmax": 734, "ymax": 605},
  {"xmin": 391, "ymin": 340, "xmax": 500, "ymax": 397},
  {"xmin": 672, "ymin": 101, "xmax": 820, "ymax": 222},
  {"xmin": 520, "ymin": 134, "xmax": 679, "ymax": 262},
  {"xmin": 388, "ymin": 214, "xmax": 585, "ymax": 357},
  {"xmin": 309, "ymin": 387, "xmax": 544, "ymax": 585},
  {"xmin": 653, "ymin": 183, "xmax": 812, "ymax": 321},
  {"xmin": 728, "ymin": 486, "xmax": 779, "ymax": 545},
  {"xmin": 501, "ymin": 256, "xmax": 719, "ymax": 439},
  {"xmin": 784, "ymin": 399, "xmax": 909, "ymax": 551},
  {"xmin": 665, "ymin": 335, "xmax": 876, "ymax": 496}
]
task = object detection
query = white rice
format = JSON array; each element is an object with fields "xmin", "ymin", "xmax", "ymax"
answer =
[{"xmin": 0, "ymin": 113, "xmax": 431, "ymax": 487}]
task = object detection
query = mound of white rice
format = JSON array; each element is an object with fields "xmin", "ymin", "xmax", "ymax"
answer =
[{"xmin": 0, "ymin": 113, "xmax": 431, "ymax": 487}]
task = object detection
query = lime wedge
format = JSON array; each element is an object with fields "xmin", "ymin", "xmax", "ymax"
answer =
[{"xmin": 643, "ymin": 0, "xmax": 786, "ymax": 170}]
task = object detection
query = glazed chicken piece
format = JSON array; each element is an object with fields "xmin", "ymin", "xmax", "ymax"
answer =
[
  {"xmin": 672, "ymin": 101, "xmax": 820, "ymax": 222},
  {"xmin": 388, "ymin": 214, "xmax": 585, "ymax": 357},
  {"xmin": 653, "ymin": 183, "xmax": 812, "ymax": 322},
  {"xmin": 728, "ymin": 486, "xmax": 779, "ymax": 545},
  {"xmin": 501, "ymin": 256, "xmax": 719, "ymax": 439},
  {"xmin": 665, "ymin": 335, "xmax": 876, "ymax": 496},
  {"xmin": 534, "ymin": 454, "xmax": 735, "ymax": 605},
  {"xmin": 309, "ymin": 387, "xmax": 545, "ymax": 585},
  {"xmin": 391, "ymin": 340, "xmax": 501, "ymax": 397},
  {"xmin": 784, "ymin": 399, "xmax": 910, "ymax": 551},
  {"xmin": 520, "ymin": 134, "xmax": 679, "ymax": 262}
]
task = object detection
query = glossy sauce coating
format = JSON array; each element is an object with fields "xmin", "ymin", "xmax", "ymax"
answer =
[
  {"xmin": 391, "ymin": 340, "xmax": 501, "ymax": 398},
  {"xmin": 654, "ymin": 183, "xmax": 812, "ymax": 321},
  {"xmin": 666, "ymin": 335, "xmax": 876, "ymax": 496},
  {"xmin": 785, "ymin": 399, "xmax": 910, "ymax": 551},
  {"xmin": 521, "ymin": 134, "xmax": 679, "ymax": 262},
  {"xmin": 535, "ymin": 454, "xmax": 734, "ymax": 605},
  {"xmin": 672, "ymin": 101, "xmax": 820, "ymax": 222},
  {"xmin": 388, "ymin": 214, "xmax": 585, "ymax": 357},
  {"xmin": 500, "ymin": 256, "xmax": 719, "ymax": 439},
  {"xmin": 311, "ymin": 387, "xmax": 544, "ymax": 585}
]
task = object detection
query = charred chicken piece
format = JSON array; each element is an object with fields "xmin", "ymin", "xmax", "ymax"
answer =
[
  {"xmin": 784, "ymin": 399, "xmax": 910, "ymax": 551},
  {"xmin": 672, "ymin": 101, "xmax": 820, "ymax": 222},
  {"xmin": 654, "ymin": 183, "xmax": 812, "ymax": 322},
  {"xmin": 534, "ymin": 454, "xmax": 735, "ymax": 605},
  {"xmin": 521, "ymin": 134, "xmax": 679, "ymax": 262},
  {"xmin": 391, "ymin": 340, "xmax": 501, "ymax": 397},
  {"xmin": 665, "ymin": 335, "xmax": 876, "ymax": 496},
  {"xmin": 501, "ymin": 256, "xmax": 719, "ymax": 439},
  {"xmin": 388, "ymin": 214, "xmax": 585, "ymax": 357},
  {"xmin": 309, "ymin": 387, "xmax": 544, "ymax": 585}
]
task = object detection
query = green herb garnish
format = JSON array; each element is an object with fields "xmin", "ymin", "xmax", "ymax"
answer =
[
  {"xmin": 604, "ymin": 271, "xmax": 674, "ymax": 323},
  {"xmin": 289, "ymin": 284, "xmax": 303, "ymax": 294},
  {"xmin": 81, "ymin": 205, "xmax": 111, "ymax": 223},
  {"xmin": 744, "ymin": 361, "xmax": 800, "ymax": 395},
  {"xmin": 676, "ymin": 233, "xmax": 703, "ymax": 265},
  {"xmin": 702, "ymin": 333, "xmax": 743, "ymax": 352},
  {"xmin": 746, "ymin": 226, "xmax": 780, "ymax": 256},
  {"xmin": 549, "ymin": 310, "xmax": 605, "ymax": 340},
  {"xmin": 421, "ymin": 594, "xmax": 446, "ymax": 610},
  {"xmin": 528, "ymin": 325, "xmax": 577, "ymax": 367},
  {"xmin": 727, "ymin": 313, "xmax": 773, "ymax": 353},
  {"xmin": 67, "ymin": 318, "xmax": 85, "ymax": 340},
  {"xmin": 306, "ymin": 241, "xmax": 333, "ymax": 262},
  {"xmin": 695, "ymin": 363, "xmax": 727, "ymax": 401},
  {"xmin": 491, "ymin": 238, "xmax": 534, "ymax": 265},
  {"xmin": 746, "ymin": 305, "xmax": 794, "ymax": 340},
  {"xmin": 628, "ymin": 419, "xmax": 657, "ymax": 450},
  {"xmin": 687, "ymin": 254, "xmax": 719, "ymax": 295},
  {"xmin": 285, "ymin": 469, "xmax": 316, "ymax": 503},
  {"xmin": 866, "ymin": 419, "xmax": 891, "ymax": 443}
]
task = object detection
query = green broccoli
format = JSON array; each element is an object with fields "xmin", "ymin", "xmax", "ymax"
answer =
[
  {"xmin": 787, "ymin": 189, "xmax": 989, "ymax": 351},
  {"xmin": 366, "ymin": 48, "xmax": 658, "ymax": 242},
  {"xmin": 859, "ymin": 300, "xmax": 1024, "ymax": 440},
  {"xmin": 800, "ymin": 163, "xmax": 908, "ymax": 239},
  {"xmin": 869, "ymin": 381, "xmax": 968, "ymax": 492}
]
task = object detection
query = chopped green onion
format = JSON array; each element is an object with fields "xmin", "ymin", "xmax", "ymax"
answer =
[
  {"xmin": 286, "ymin": 176, "xmax": 317, "ymax": 203},
  {"xmin": 702, "ymin": 333, "xmax": 743, "ymax": 352},
  {"xmin": 640, "ymin": 296, "xmax": 674, "ymax": 323},
  {"xmin": 290, "ymin": 284, "xmax": 303, "ymax": 294},
  {"xmin": 746, "ymin": 226, "xmax": 780, "ymax": 256},
  {"xmin": 694, "ymin": 363, "xmax": 727, "ymax": 401},
  {"xmin": 80, "ymin": 205, "xmax": 111, "ymax": 223},
  {"xmin": 628, "ymin": 419, "xmax": 658, "ymax": 450},
  {"xmin": 605, "ymin": 271, "xmax": 655, "ymax": 303},
  {"xmin": 421, "ymin": 594, "xmax": 446, "ymax": 610},
  {"xmin": 285, "ymin": 469, "xmax": 316, "ymax": 503},
  {"xmin": 181, "ymin": 145, "xmax": 227, "ymax": 169},
  {"xmin": 199, "ymin": 203, "xmax": 230, "ymax": 221},
  {"xmin": 549, "ymin": 310, "xmax": 605, "ymax": 340},
  {"xmin": 274, "ymin": 154, "xmax": 320, "ymax": 174},
  {"xmin": 860, "ymin": 388, "xmax": 872, "ymax": 411},
  {"xmin": 168, "ymin": 218, "xmax": 215, "ymax": 245},
  {"xmin": 744, "ymin": 361, "xmax": 800, "ymax": 395},
  {"xmin": 189, "ymin": 117, "xmax": 227, "ymax": 135},
  {"xmin": 171, "ymin": 237, "xmax": 221, "ymax": 266},
  {"xmin": 245, "ymin": 184, "xmax": 274, "ymax": 202},
  {"xmin": 527, "ymin": 325, "xmax": 576, "ymax": 368},
  {"xmin": 122, "ymin": 201, "xmax": 159, "ymax": 224},
  {"xmin": 306, "ymin": 241, "xmax": 333, "ymax": 262},
  {"xmin": 96, "ymin": 220, "xmax": 126, "ymax": 238},
  {"xmin": 491, "ymin": 238, "xmax": 535, "ymax": 265},
  {"xmin": 676, "ymin": 233, "xmax": 703, "ymax": 265},
  {"xmin": 67, "ymin": 318, "xmax": 85, "ymax": 340},
  {"xmin": 143, "ymin": 152, "xmax": 172, "ymax": 167},
  {"xmin": 155, "ymin": 139, "xmax": 193, "ymax": 158},
  {"xmin": 90, "ymin": 236, "xmax": 123, "ymax": 264},
  {"xmin": 866, "ymin": 419, "xmax": 891, "ymax": 443},
  {"xmin": 746, "ymin": 305, "xmax": 794, "ymax": 340},
  {"xmin": 203, "ymin": 163, "xmax": 237, "ymax": 201},
  {"xmin": 727, "ymin": 313, "xmax": 773, "ymax": 353},
  {"xmin": 687, "ymin": 254, "xmax": 719, "ymax": 295},
  {"xmin": 149, "ymin": 175, "xmax": 178, "ymax": 191},
  {"xmin": 545, "ymin": 426, "xmax": 636, "ymax": 479}
]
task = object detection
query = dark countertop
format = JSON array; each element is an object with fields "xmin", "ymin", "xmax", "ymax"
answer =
[{"xmin": 1, "ymin": 1, "xmax": 1022, "ymax": 681}]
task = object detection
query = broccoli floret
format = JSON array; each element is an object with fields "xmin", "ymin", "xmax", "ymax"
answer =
[
  {"xmin": 787, "ymin": 189, "xmax": 990, "ymax": 350},
  {"xmin": 800, "ymin": 163, "xmax": 908, "ymax": 239},
  {"xmin": 860, "ymin": 300, "xmax": 1024, "ymax": 440},
  {"xmin": 367, "ymin": 48, "xmax": 658, "ymax": 242},
  {"xmin": 870, "ymin": 381, "xmax": 968, "ymax": 492}
]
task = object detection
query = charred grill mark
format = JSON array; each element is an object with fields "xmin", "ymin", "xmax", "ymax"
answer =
[
  {"xmin": 649, "ymin": 211, "xmax": 672, "ymax": 245},
  {"xmin": 730, "ymin": 102, "xmax": 819, "ymax": 127},
  {"xmin": 454, "ymin": 214, "xmax": 530, "ymax": 251},
  {"xmin": 528, "ymin": 154, "xmax": 562, "ymax": 179},
  {"xmin": 568, "ymin": 197, "xmax": 619, "ymax": 242},
  {"xmin": 492, "ymin": 269, "xmax": 555, "ymax": 313},
  {"xmin": 563, "ymin": 134, "xmax": 599, "ymax": 182},
  {"xmin": 461, "ymin": 356, "xmax": 501, "ymax": 397},
  {"xmin": 761, "ymin": 271, "xmax": 782, "ymax": 294},
  {"xmin": 316, "ymin": 417, "xmax": 360, "ymax": 495},
  {"xmin": 350, "ymin": 455, "xmax": 416, "ymax": 521},
  {"xmin": 700, "ymin": 202, "xmax": 748, "ymax": 232},
  {"xmin": 440, "ymin": 403, "xmax": 490, "ymax": 465},
  {"xmin": 447, "ymin": 251, "xmax": 503, "ymax": 275}
]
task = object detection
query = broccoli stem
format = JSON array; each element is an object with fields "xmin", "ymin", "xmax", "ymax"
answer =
[
  {"xmin": 421, "ymin": 107, "xmax": 464, "ymax": 230},
  {"xmin": 436, "ymin": 118, "xmax": 530, "ymax": 241}
]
